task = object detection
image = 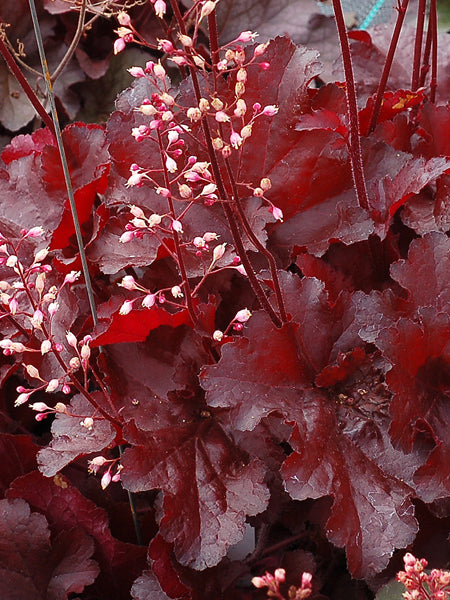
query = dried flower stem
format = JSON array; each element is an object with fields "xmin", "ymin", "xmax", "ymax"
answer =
[
  {"xmin": 429, "ymin": 0, "xmax": 438, "ymax": 103},
  {"xmin": 332, "ymin": 0, "xmax": 369, "ymax": 211}
]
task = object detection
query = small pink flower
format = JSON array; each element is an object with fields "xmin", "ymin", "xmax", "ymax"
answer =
[
  {"xmin": 234, "ymin": 308, "xmax": 252, "ymax": 323},
  {"xmin": 128, "ymin": 66, "xmax": 145, "ymax": 78},
  {"xmin": 25, "ymin": 226, "xmax": 45, "ymax": 238},
  {"xmin": 114, "ymin": 38, "xmax": 126, "ymax": 55},
  {"xmin": 152, "ymin": 0, "xmax": 166, "ymax": 18},
  {"xmin": 236, "ymin": 31, "xmax": 258, "ymax": 43},
  {"xmin": 117, "ymin": 11, "xmax": 131, "ymax": 26},
  {"xmin": 119, "ymin": 300, "xmax": 134, "ymax": 315},
  {"xmin": 64, "ymin": 270, "xmax": 80, "ymax": 284},
  {"xmin": 262, "ymin": 105, "xmax": 279, "ymax": 116},
  {"xmin": 270, "ymin": 205, "xmax": 284, "ymax": 222},
  {"xmin": 172, "ymin": 220, "xmax": 183, "ymax": 233},
  {"xmin": 230, "ymin": 130, "xmax": 243, "ymax": 149},
  {"xmin": 119, "ymin": 231, "xmax": 135, "ymax": 243},
  {"xmin": 120, "ymin": 275, "xmax": 137, "ymax": 290},
  {"xmin": 158, "ymin": 39, "xmax": 174, "ymax": 53},
  {"xmin": 101, "ymin": 470, "xmax": 112, "ymax": 489},
  {"xmin": 142, "ymin": 294, "xmax": 156, "ymax": 309}
]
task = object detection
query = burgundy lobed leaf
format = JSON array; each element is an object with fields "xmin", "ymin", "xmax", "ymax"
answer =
[
  {"xmin": 281, "ymin": 394, "xmax": 418, "ymax": 578},
  {"xmin": 121, "ymin": 420, "xmax": 269, "ymax": 569},
  {"xmin": 0, "ymin": 497, "xmax": 98, "ymax": 599},
  {"xmin": 389, "ymin": 232, "xmax": 450, "ymax": 312},
  {"xmin": 7, "ymin": 471, "xmax": 147, "ymax": 600},
  {"xmin": 91, "ymin": 295, "xmax": 192, "ymax": 347},
  {"xmin": 202, "ymin": 274, "xmax": 360, "ymax": 430},
  {"xmin": 37, "ymin": 394, "xmax": 116, "ymax": 477}
]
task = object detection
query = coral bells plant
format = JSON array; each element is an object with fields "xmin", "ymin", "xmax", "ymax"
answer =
[
  {"xmin": 0, "ymin": 0, "xmax": 449, "ymax": 599},
  {"xmin": 397, "ymin": 553, "xmax": 450, "ymax": 600}
]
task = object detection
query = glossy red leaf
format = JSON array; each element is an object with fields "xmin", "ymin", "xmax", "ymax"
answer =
[
  {"xmin": 0, "ymin": 497, "xmax": 98, "ymax": 599},
  {"xmin": 37, "ymin": 394, "xmax": 116, "ymax": 477},
  {"xmin": 281, "ymin": 395, "xmax": 418, "ymax": 578},
  {"xmin": 91, "ymin": 295, "xmax": 191, "ymax": 347},
  {"xmin": 7, "ymin": 472, "xmax": 147, "ymax": 600},
  {"xmin": 121, "ymin": 420, "xmax": 269, "ymax": 569}
]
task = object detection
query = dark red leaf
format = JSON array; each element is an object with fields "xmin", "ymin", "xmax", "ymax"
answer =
[
  {"xmin": 37, "ymin": 394, "xmax": 116, "ymax": 477},
  {"xmin": 91, "ymin": 295, "xmax": 191, "ymax": 347},
  {"xmin": 389, "ymin": 232, "xmax": 450, "ymax": 312},
  {"xmin": 281, "ymin": 395, "xmax": 418, "ymax": 578},
  {"xmin": 0, "ymin": 497, "xmax": 98, "ymax": 599},
  {"xmin": 121, "ymin": 420, "xmax": 269, "ymax": 569},
  {"xmin": 7, "ymin": 471, "xmax": 147, "ymax": 600}
]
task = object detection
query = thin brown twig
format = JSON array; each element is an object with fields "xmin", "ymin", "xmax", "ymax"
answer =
[{"xmin": 51, "ymin": 0, "xmax": 87, "ymax": 82}]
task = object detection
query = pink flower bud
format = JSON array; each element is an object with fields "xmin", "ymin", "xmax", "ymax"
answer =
[
  {"xmin": 117, "ymin": 11, "xmax": 131, "ymax": 26},
  {"xmin": 271, "ymin": 205, "xmax": 284, "ymax": 222},
  {"xmin": 34, "ymin": 247, "xmax": 49, "ymax": 263},
  {"xmin": 179, "ymin": 34, "xmax": 193, "ymax": 47},
  {"xmin": 31, "ymin": 308, "xmax": 44, "ymax": 328},
  {"xmin": 301, "ymin": 572, "xmax": 313, "ymax": 589},
  {"xmin": 153, "ymin": 62, "xmax": 166, "ymax": 79},
  {"xmin": 46, "ymin": 379, "xmax": 59, "ymax": 392},
  {"xmin": 165, "ymin": 156, "xmax": 177, "ymax": 173},
  {"xmin": 211, "ymin": 242, "xmax": 227, "ymax": 265},
  {"xmin": 101, "ymin": 470, "xmax": 112, "ymax": 489},
  {"xmin": 142, "ymin": 294, "xmax": 156, "ymax": 309},
  {"xmin": 128, "ymin": 66, "xmax": 145, "ymax": 78},
  {"xmin": 254, "ymin": 43, "xmax": 268, "ymax": 57},
  {"xmin": 200, "ymin": 183, "xmax": 217, "ymax": 196},
  {"xmin": 236, "ymin": 68, "xmax": 247, "ymax": 83},
  {"xmin": 26, "ymin": 226, "xmax": 45, "ymax": 238},
  {"xmin": 240, "ymin": 124, "xmax": 252, "ymax": 140},
  {"xmin": 222, "ymin": 145, "xmax": 232, "ymax": 158},
  {"xmin": 172, "ymin": 220, "xmax": 183, "ymax": 233},
  {"xmin": 234, "ymin": 308, "xmax": 252, "ymax": 323},
  {"xmin": 274, "ymin": 568, "xmax": 286, "ymax": 583},
  {"xmin": 35, "ymin": 413, "xmax": 47, "ymax": 422},
  {"xmin": 251, "ymin": 577, "xmax": 266, "ymax": 589},
  {"xmin": 178, "ymin": 184, "xmax": 192, "ymax": 198},
  {"xmin": 153, "ymin": 0, "xmax": 166, "ymax": 18},
  {"xmin": 119, "ymin": 231, "xmax": 135, "ymax": 243},
  {"xmin": 25, "ymin": 364, "xmax": 40, "ymax": 379},
  {"xmin": 167, "ymin": 130, "xmax": 179, "ymax": 144},
  {"xmin": 91, "ymin": 456, "xmax": 107, "ymax": 467},
  {"xmin": 200, "ymin": 0, "xmax": 216, "ymax": 19},
  {"xmin": 129, "ymin": 205, "xmax": 145, "ymax": 219},
  {"xmin": 114, "ymin": 38, "xmax": 126, "ymax": 54},
  {"xmin": 66, "ymin": 331, "xmax": 78, "ymax": 348},
  {"xmin": 120, "ymin": 275, "xmax": 137, "ymax": 290},
  {"xmin": 158, "ymin": 39, "xmax": 174, "ymax": 53},
  {"xmin": 236, "ymin": 30, "xmax": 258, "ymax": 43},
  {"xmin": 41, "ymin": 340, "xmax": 52, "ymax": 354},
  {"xmin": 9, "ymin": 297, "xmax": 18, "ymax": 315},
  {"xmin": 54, "ymin": 343, "xmax": 64, "ymax": 352},
  {"xmin": 62, "ymin": 383, "xmax": 71, "ymax": 394},
  {"xmin": 230, "ymin": 130, "xmax": 243, "ymax": 149},
  {"xmin": 148, "ymin": 214, "xmax": 162, "ymax": 228},
  {"xmin": 64, "ymin": 271, "xmax": 81, "ymax": 284},
  {"xmin": 30, "ymin": 402, "xmax": 51, "ymax": 412},
  {"xmin": 213, "ymin": 330, "xmax": 223, "ymax": 341},
  {"xmin": 80, "ymin": 344, "xmax": 91, "ymax": 361},
  {"xmin": 119, "ymin": 300, "xmax": 134, "ymax": 315},
  {"xmin": 215, "ymin": 110, "xmax": 230, "ymax": 123},
  {"xmin": 6, "ymin": 255, "xmax": 18, "ymax": 268},
  {"xmin": 171, "ymin": 285, "xmax": 183, "ymax": 298},
  {"xmin": 48, "ymin": 302, "xmax": 59, "ymax": 317},
  {"xmin": 193, "ymin": 237, "xmax": 206, "ymax": 249},
  {"xmin": 15, "ymin": 392, "xmax": 32, "ymax": 407},
  {"xmin": 202, "ymin": 232, "xmax": 219, "ymax": 242},
  {"xmin": 262, "ymin": 105, "xmax": 279, "ymax": 116}
]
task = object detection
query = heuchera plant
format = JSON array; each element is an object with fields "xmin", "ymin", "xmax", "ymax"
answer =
[{"xmin": 0, "ymin": 0, "xmax": 448, "ymax": 598}]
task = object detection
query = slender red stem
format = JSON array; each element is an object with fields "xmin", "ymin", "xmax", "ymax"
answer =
[
  {"xmin": 368, "ymin": 0, "xmax": 410, "ymax": 134},
  {"xmin": 411, "ymin": 0, "xmax": 427, "ymax": 90},
  {"xmin": 0, "ymin": 32, "xmax": 55, "ymax": 135},
  {"xmin": 168, "ymin": 0, "xmax": 282, "ymax": 328},
  {"xmin": 157, "ymin": 130, "xmax": 198, "ymax": 322},
  {"xmin": 331, "ymin": 0, "xmax": 369, "ymax": 211},
  {"xmin": 429, "ymin": 0, "xmax": 438, "ymax": 102}
]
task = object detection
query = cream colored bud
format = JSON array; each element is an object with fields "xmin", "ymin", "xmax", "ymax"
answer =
[{"xmin": 211, "ymin": 97, "xmax": 224, "ymax": 111}]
